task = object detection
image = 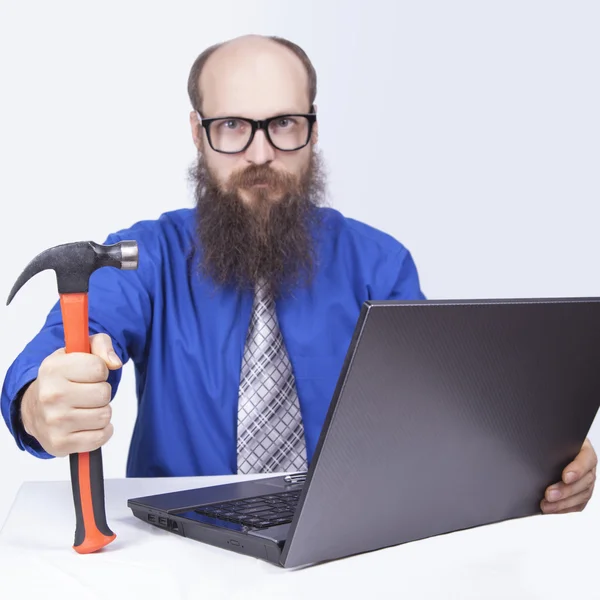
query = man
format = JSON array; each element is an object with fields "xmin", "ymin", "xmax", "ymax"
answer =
[{"xmin": 1, "ymin": 35, "xmax": 596, "ymax": 514}]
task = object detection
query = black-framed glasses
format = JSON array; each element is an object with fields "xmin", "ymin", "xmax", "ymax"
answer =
[{"xmin": 197, "ymin": 110, "xmax": 317, "ymax": 154}]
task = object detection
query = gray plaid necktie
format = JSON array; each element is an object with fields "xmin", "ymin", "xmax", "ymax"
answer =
[{"xmin": 237, "ymin": 279, "xmax": 308, "ymax": 474}]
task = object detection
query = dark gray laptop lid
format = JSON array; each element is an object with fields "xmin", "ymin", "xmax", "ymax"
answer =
[{"xmin": 281, "ymin": 298, "xmax": 600, "ymax": 568}]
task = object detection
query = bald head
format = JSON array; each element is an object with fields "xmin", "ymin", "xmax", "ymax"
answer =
[
  {"xmin": 200, "ymin": 36, "xmax": 309, "ymax": 118},
  {"xmin": 188, "ymin": 35, "xmax": 317, "ymax": 117}
]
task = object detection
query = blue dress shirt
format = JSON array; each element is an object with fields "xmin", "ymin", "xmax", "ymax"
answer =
[{"xmin": 1, "ymin": 207, "xmax": 425, "ymax": 476}]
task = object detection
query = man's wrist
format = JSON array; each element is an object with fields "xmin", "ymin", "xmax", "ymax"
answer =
[
  {"xmin": 7, "ymin": 378, "xmax": 50, "ymax": 457},
  {"xmin": 17, "ymin": 379, "xmax": 38, "ymax": 439}
]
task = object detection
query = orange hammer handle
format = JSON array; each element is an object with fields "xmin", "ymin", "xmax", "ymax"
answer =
[{"xmin": 59, "ymin": 293, "xmax": 116, "ymax": 554}]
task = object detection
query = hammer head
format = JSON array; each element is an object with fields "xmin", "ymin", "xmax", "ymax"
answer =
[{"xmin": 6, "ymin": 240, "xmax": 138, "ymax": 305}]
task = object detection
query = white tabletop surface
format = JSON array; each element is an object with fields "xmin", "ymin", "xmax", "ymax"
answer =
[{"xmin": 0, "ymin": 474, "xmax": 598, "ymax": 599}]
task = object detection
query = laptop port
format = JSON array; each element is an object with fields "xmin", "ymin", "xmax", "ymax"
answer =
[
  {"xmin": 168, "ymin": 519, "xmax": 179, "ymax": 532},
  {"xmin": 148, "ymin": 514, "xmax": 156, "ymax": 523},
  {"xmin": 159, "ymin": 517, "xmax": 168, "ymax": 527}
]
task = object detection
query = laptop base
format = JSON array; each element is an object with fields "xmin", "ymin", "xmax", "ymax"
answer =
[{"xmin": 128, "ymin": 475, "xmax": 303, "ymax": 566}]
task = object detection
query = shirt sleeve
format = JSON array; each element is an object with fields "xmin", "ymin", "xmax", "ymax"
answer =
[
  {"xmin": 386, "ymin": 246, "xmax": 427, "ymax": 301},
  {"xmin": 1, "ymin": 228, "xmax": 155, "ymax": 458}
]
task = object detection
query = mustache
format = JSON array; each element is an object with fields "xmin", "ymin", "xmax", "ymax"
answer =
[{"xmin": 227, "ymin": 164, "xmax": 303, "ymax": 194}]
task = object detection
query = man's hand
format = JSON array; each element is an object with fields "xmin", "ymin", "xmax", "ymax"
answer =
[
  {"xmin": 20, "ymin": 333, "xmax": 122, "ymax": 457},
  {"xmin": 541, "ymin": 438, "xmax": 597, "ymax": 514}
]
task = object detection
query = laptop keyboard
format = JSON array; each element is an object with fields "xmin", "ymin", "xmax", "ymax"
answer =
[{"xmin": 194, "ymin": 489, "xmax": 301, "ymax": 529}]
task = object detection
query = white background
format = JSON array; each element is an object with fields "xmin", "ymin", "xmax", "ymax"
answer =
[{"xmin": 0, "ymin": 0, "xmax": 599, "ymax": 531}]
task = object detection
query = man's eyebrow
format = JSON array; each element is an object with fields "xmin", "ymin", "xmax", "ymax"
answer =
[{"xmin": 270, "ymin": 109, "xmax": 311, "ymax": 116}]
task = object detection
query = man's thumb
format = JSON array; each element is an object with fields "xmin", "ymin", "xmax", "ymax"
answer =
[{"xmin": 90, "ymin": 333, "xmax": 122, "ymax": 369}]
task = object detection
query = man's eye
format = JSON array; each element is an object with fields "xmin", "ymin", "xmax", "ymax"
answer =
[
  {"xmin": 223, "ymin": 119, "xmax": 240, "ymax": 129},
  {"xmin": 276, "ymin": 118, "xmax": 292, "ymax": 128}
]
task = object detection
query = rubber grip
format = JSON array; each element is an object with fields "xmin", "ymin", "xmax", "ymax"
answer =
[{"xmin": 59, "ymin": 293, "xmax": 116, "ymax": 553}]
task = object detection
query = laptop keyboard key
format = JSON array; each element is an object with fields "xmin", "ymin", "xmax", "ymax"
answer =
[
  {"xmin": 241, "ymin": 506, "xmax": 270, "ymax": 515},
  {"xmin": 255, "ymin": 520, "xmax": 274, "ymax": 528},
  {"xmin": 276, "ymin": 512, "xmax": 294, "ymax": 519}
]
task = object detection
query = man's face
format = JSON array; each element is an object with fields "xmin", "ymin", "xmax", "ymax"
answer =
[{"xmin": 191, "ymin": 42, "xmax": 318, "ymax": 206}]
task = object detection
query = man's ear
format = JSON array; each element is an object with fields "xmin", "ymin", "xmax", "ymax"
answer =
[
  {"xmin": 190, "ymin": 110, "xmax": 203, "ymax": 151},
  {"xmin": 311, "ymin": 104, "xmax": 319, "ymax": 145}
]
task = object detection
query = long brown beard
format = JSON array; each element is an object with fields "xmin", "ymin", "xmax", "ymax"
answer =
[{"xmin": 188, "ymin": 149, "xmax": 327, "ymax": 298}]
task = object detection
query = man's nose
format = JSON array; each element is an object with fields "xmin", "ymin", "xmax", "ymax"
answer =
[{"xmin": 244, "ymin": 129, "xmax": 276, "ymax": 165}]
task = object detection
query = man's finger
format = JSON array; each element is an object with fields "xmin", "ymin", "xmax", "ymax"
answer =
[
  {"xmin": 554, "ymin": 503, "xmax": 588, "ymax": 515},
  {"xmin": 562, "ymin": 438, "xmax": 598, "ymax": 484},
  {"xmin": 546, "ymin": 470, "xmax": 596, "ymax": 502},
  {"xmin": 541, "ymin": 485, "xmax": 594, "ymax": 513},
  {"xmin": 90, "ymin": 333, "xmax": 122, "ymax": 370}
]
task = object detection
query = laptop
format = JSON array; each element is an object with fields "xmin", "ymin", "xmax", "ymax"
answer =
[{"xmin": 128, "ymin": 298, "xmax": 600, "ymax": 568}]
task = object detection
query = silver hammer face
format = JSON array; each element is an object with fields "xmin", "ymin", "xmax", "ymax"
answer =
[{"xmin": 6, "ymin": 240, "xmax": 139, "ymax": 304}]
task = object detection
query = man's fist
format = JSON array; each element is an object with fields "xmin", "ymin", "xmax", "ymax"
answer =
[{"xmin": 20, "ymin": 333, "xmax": 122, "ymax": 457}]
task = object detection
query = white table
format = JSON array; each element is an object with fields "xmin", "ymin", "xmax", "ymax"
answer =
[{"xmin": 0, "ymin": 475, "xmax": 598, "ymax": 599}]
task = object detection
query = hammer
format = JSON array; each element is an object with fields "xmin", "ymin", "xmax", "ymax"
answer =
[{"xmin": 7, "ymin": 239, "xmax": 138, "ymax": 554}]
